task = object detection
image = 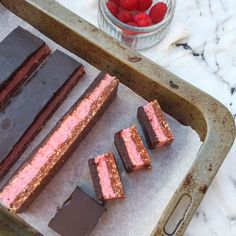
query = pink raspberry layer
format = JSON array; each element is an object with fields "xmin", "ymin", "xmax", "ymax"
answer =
[
  {"xmin": 0, "ymin": 74, "xmax": 115, "ymax": 209},
  {"xmin": 120, "ymin": 127, "xmax": 144, "ymax": 169},
  {"xmin": 95, "ymin": 155, "xmax": 116, "ymax": 199}
]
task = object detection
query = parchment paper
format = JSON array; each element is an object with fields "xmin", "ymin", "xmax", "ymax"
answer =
[{"xmin": 0, "ymin": 4, "xmax": 202, "ymax": 236}]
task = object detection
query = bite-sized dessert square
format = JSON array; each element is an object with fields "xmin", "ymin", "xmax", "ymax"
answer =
[
  {"xmin": 114, "ymin": 125, "xmax": 151, "ymax": 172},
  {"xmin": 137, "ymin": 100, "xmax": 174, "ymax": 149},
  {"xmin": 88, "ymin": 152, "xmax": 125, "ymax": 201},
  {"xmin": 49, "ymin": 187, "xmax": 106, "ymax": 236}
]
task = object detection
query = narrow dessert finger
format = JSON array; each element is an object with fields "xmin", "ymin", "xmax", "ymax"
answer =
[
  {"xmin": 0, "ymin": 73, "xmax": 118, "ymax": 213},
  {"xmin": 0, "ymin": 26, "xmax": 50, "ymax": 108}
]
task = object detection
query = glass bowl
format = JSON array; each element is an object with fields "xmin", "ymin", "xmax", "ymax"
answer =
[{"xmin": 98, "ymin": 0, "xmax": 176, "ymax": 50}]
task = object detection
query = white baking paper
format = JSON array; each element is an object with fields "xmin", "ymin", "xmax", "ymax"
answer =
[{"xmin": 0, "ymin": 4, "xmax": 202, "ymax": 236}]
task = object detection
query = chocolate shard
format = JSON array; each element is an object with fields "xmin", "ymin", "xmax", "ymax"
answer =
[
  {"xmin": 114, "ymin": 125, "xmax": 151, "ymax": 172},
  {"xmin": 49, "ymin": 187, "xmax": 105, "ymax": 236},
  {"xmin": 0, "ymin": 73, "xmax": 118, "ymax": 213},
  {"xmin": 0, "ymin": 50, "xmax": 84, "ymax": 179},
  {"xmin": 137, "ymin": 100, "xmax": 174, "ymax": 149},
  {"xmin": 88, "ymin": 152, "xmax": 125, "ymax": 201},
  {"xmin": 0, "ymin": 26, "xmax": 51, "ymax": 108}
]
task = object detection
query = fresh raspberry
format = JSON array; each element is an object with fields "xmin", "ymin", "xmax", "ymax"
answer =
[
  {"xmin": 149, "ymin": 2, "xmax": 168, "ymax": 24},
  {"xmin": 110, "ymin": 0, "xmax": 120, "ymax": 5},
  {"xmin": 106, "ymin": 1, "xmax": 119, "ymax": 17},
  {"xmin": 134, "ymin": 12, "xmax": 152, "ymax": 27},
  {"xmin": 120, "ymin": 0, "xmax": 138, "ymax": 11},
  {"xmin": 117, "ymin": 9, "xmax": 134, "ymax": 23},
  {"xmin": 137, "ymin": 0, "xmax": 153, "ymax": 11}
]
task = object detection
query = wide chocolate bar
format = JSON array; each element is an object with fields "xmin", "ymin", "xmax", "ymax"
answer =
[
  {"xmin": 0, "ymin": 27, "xmax": 50, "ymax": 108},
  {"xmin": 49, "ymin": 187, "xmax": 106, "ymax": 236},
  {"xmin": 114, "ymin": 125, "xmax": 151, "ymax": 172},
  {"xmin": 137, "ymin": 100, "xmax": 174, "ymax": 149},
  {"xmin": 88, "ymin": 152, "xmax": 125, "ymax": 201},
  {"xmin": 0, "ymin": 73, "xmax": 118, "ymax": 213},
  {"xmin": 0, "ymin": 50, "xmax": 84, "ymax": 179}
]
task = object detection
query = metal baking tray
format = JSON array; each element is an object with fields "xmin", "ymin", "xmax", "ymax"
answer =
[{"xmin": 0, "ymin": 0, "xmax": 235, "ymax": 235}]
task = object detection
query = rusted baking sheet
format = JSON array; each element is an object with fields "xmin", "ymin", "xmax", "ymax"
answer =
[{"xmin": 0, "ymin": 0, "xmax": 235, "ymax": 235}]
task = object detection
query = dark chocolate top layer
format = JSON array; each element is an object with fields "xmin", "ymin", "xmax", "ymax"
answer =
[
  {"xmin": 49, "ymin": 187, "xmax": 105, "ymax": 236},
  {"xmin": 0, "ymin": 27, "xmax": 45, "ymax": 88},
  {"xmin": 0, "ymin": 50, "xmax": 82, "ymax": 164}
]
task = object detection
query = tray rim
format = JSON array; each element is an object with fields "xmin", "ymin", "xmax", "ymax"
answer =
[{"xmin": 0, "ymin": 0, "xmax": 235, "ymax": 235}]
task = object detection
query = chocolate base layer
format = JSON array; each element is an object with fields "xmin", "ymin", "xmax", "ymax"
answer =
[
  {"xmin": 0, "ymin": 27, "xmax": 51, "ymax": 109},
  {"xmin": 88, "ymin": 159, "xmax": 104, "ymax": 201},
  {"xmin": 114, "ymin": 126, "xmax": 151, "ymax": 172},
  {"xmin": 0, "ymin": 73, "xmax": 118, "ymax": 213},
  {"xmin": 0, "ymin": 44, "xmax": 50, "ymax": 109},
  {"xmin": 0, "ymin": 50, "xmax": 84, "ymax": 179},
  {"xmin": 49, "ymin": 187, "xmax": 106, "ymax": 236},
  {"xmin": 88, "ymin": 152, "xmax": 125, "ymax": 201},
  {"xmin": 114, "ymin": 133, "xmax": 135, "ymax": 173},
  {"xmin": 137, "ymin": 104, "xmax": 174, "ymax": 149}
]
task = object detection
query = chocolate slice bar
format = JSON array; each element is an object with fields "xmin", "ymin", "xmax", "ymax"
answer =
[
  {"xmin": 137, "ymin": 100, "xmax": 174, "ymax": 149},
  {"xmin": 49, "ymin": 187, "xmax": 105, "ymax": 236},
  {"xmin": 0, "ymin": 27, "xmax": 50, "ymax": 108},
  {"xmin": 0, "ymin": 73, "xmax": 118, "ymax": 213},
  {"xmin": 88, "ymin": 152, "xmax": 125, "ymax": 201},
  {"xmin": 0, "ymin": 50, "xmax": 84, "ymax": 179},
  {"xmin": 114, "ymin": 125, "xmax": 151, "ymax": 172}
]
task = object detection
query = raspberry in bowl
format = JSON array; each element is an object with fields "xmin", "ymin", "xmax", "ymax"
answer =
[{"xmin": 98, "ymin": 0, "xmax": 176, "ymax": 50}]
